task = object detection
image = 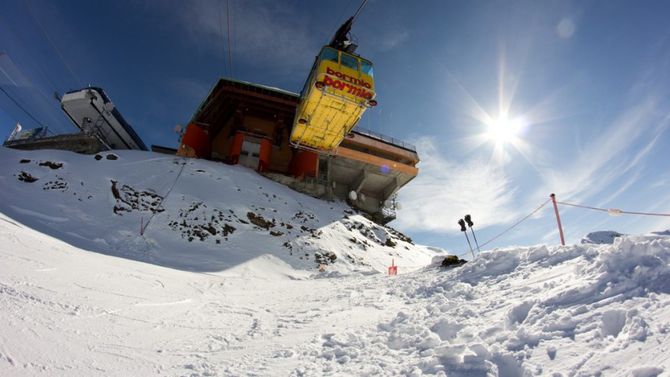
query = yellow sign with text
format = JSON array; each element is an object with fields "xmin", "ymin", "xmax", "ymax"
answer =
[{"xmin": 291, "ymin": 54, "xmax": 376, "ymax": 152}]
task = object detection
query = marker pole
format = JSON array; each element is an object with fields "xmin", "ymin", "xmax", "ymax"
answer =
[{"xmin": 550, "ymin": 193, "xmax": 565, "ymax": 246}]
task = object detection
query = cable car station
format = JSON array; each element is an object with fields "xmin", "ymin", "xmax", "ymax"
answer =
[
  {"xmin": 173, "ymin": 4, "xmax": 419, "ymax": 224},
  {"xmin": 176, "ymin": 77, "xmax": 418, "ymax": 224}
]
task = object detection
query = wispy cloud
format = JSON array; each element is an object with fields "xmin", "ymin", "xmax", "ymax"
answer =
[
  {"xmin": 534, "ymin": 96, "xmax": 663, "ymax": 202},
  {"xmin": 394, "ymin": 137, "xmax": 518, "ymax": 234},
  {"xmin": 0, "ymin": 53, "xmax": 72, "ymax": 130},
  {"xmin": 157, "ymin": 0, "xmax": 319, "ymax": 73},
  {"xmin": 377, "ymin": 30, "xmax": 409, "ymax": 52},
  {"xmin": 623, "ymin": 189, "xmax": 670, "ymax": 235},
  {"xmin": 0, "ymin": 53, "xmax": 31, "ymax": 87},
  {"xmin": 167, "ymin": 78, "xmax": 210, "ymax": 103}
]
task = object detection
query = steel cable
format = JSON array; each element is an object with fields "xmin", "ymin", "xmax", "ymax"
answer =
[
  {"xmin": 0, "ymin": 86, "xmax": 48, "ymax": 128},
  {"xmin": 141, "ymin": 158, "xmax": 187, "ymax": 235},
  {"xmin": 556, "ymin": 201, "xmax": 670, "ymax": 217},
  {"xmin": 478, "ymin": 198, "xmax": 552, "ymax": 249}
]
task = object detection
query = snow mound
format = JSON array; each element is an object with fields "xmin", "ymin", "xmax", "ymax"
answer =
[
  {"xmin": 0, "ymin": 147, "xmax": 441, "ymax": 275},
  {"xmin": 581, "ymin": 230, "xmax": 624, "ymax": 244},
  {"xmin": 304, "ymin": 234, "xmax": 670, "ymax": 376}
]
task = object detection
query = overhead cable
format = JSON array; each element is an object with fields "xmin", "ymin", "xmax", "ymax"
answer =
[
  {"xmin": 218, "ymin": 1, "xmax": 227, "ymax": 76},
  {"xmin": 23, "ymin": 0, "xmax": 83, "ymax": 88},
  {"xmin": 352, "ymin": 0, "xmax": 369, "ymax": 22},
  {"xmin": 478, "ymin": 199, "xmax": 552, "ymax": 249},
  {"xmin": 141, "ymin": 158, "xmax": 187, "ymax": 234},
  {"xmin": 226, "ymin": 0, "xmax": 233, "ymax": 77},
  {"xmin": 0, "ymin": 86, "xmax": 48, "ymax": 128},
  {"xmin": 556, "ymin": 201, "xmax": 670, "ymax": 217}
]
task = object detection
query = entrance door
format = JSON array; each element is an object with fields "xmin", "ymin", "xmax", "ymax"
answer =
[{"xmin": 240, "ymin": 140, "xmax": 261, "ymax": 169}]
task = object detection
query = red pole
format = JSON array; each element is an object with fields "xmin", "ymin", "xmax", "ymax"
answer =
[{"xmin": 550, "ymin": 193, "xmax": 565, "ymax": 246}]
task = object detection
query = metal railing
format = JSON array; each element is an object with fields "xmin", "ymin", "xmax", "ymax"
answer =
[{"xmin": 353, "ymin": 127, "xmax": 417, "ymax": 152}]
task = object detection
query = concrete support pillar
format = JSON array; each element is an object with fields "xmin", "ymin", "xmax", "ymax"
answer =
[
  {"xmin": 382, "ymin": 176, "xmax": 399, "ymax": 201},
  {"xmin": 325, "ymin": 156, "xmax": 334, "ymax": 200},
  {"xmin": 351, "ymin": 169, "xmax": 367, "ymax": 194}
]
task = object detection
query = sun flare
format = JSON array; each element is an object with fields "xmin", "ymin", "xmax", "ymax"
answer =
[
  {"xmin": 455, "ymin": 53, "xmax": 538, "ymax": 166},
  {"xmin": 475, "ymin": 113, "xmax": 530, "ymax": 165},
  {"xmin": 485, "ymin": 116, "xmax": 523, "ymax": 144}
]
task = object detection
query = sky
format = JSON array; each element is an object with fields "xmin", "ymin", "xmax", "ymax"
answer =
[{"xmin": 1, "ymin": 0, "xmax": 669, "ymax": 254}]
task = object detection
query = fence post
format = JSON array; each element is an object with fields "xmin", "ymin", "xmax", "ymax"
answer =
[{"xmin": 550, "ymin": 193, "xmax": 565, "ymax": 246}]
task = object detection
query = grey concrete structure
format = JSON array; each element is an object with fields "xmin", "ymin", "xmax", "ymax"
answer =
[{"xmin": 3, "ymin": 133, "xmax": 106, "ymax": 154}]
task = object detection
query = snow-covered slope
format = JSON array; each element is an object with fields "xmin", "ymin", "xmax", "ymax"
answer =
[
  {"xmin": 1, "ymin": 147, "xmax": 669, "ymax": 376},
  {"xmin": 318, "ymin": 235, "xmax": 670, "ymax": 376},
  {"xmin": 0, "ymin": 147, "xmax": 441, "ymax": 275}
]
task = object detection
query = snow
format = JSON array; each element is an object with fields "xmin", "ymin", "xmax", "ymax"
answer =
[
  {"xmin": 0, "ymin": 147, "xmax": 435, "ymax": 275},
  {"xmin": 1, "ymin": 146, "xmax": 670, "ymax": 376},
  {"xmin": 581, "ymin": 230, "xmax": 625, "ymax": 245}
]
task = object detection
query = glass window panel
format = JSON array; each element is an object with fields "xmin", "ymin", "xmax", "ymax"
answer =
[
  {"xmin": 340, "ymin": 53, "xmax": 359, "ymax": 71},
  {"xmin": 319, "ymin": 48, "xmax": 339, "ymax": 63},
  {"xmin": 360, "ymin": 60, "xmax": 374, "ymax": 76}
]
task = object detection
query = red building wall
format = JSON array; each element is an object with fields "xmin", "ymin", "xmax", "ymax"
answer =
[
  {"xmin": 229, "ymin": 132, "xmax": 245, "ymax": 164},
  {"xmin": 258, "ymin": 139, "xmax": 272, "ymax": 172},
  {"xmin": 179, "ymin": 123, "xmax": 210, "ymax": 158},
  {"xmin": 290, "ymin": 150, "xmax": 318, "ymax": 178}
]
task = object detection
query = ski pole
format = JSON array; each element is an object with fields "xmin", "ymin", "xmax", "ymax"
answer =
[
  {"xmin": 464, "ymin": 214, "xmax": 480, "ymax": 254},
  {"xmin": 464, "ymin": 232, "xmax": 475, "ymax": 259},
  {"xmin": 459, "ymin": 218, "xmax": 475, "ymax": 259},
  {"xmin": 469, "ymin": 228, "xmax": 480, "ymax": 255}
]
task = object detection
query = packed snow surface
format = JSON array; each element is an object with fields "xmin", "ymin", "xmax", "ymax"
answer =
[{"xmin": 1, "ymin": 147, "xmax": 669, "ymax": 376}]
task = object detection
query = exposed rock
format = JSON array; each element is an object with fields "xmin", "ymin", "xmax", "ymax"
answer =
[
  {"xmin": 386, "ymin": 226, "xmax": 413, "ymax": 244},
  {"xmin": 167, "ymin": 203, "xmax": 237, "ymax": 242},
  {"xmin": 17, "ymin": 171, "xmax": 38, "ymax": 183},
  {"xmin": 293, "ymin": 211, "xmax": 316, "ymax": 224},
  {"xmin": 315, "ymin": 251, "xmax": 337, "ymax": 265},
  {"xmin": 39, "ymin": 161, "xmax": 63, "ymax": 170},
  {"xmin": 111, "ymin": 180, "xmax": 164, "ymax": 215},
  {"xmin": 43, "ymin": 178, "xmax": 68, "ymax": 191},
  {"xmin": 441, "ymin": 255, "xmax": 467, "ymax": 268},
  {"xmin": 247, "ymin": 212, "xmax": 275, "ymax": 230}
]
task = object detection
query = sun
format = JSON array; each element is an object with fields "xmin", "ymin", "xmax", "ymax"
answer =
[
  {"xmin": 484, "ymin": 115, "xmax": 523, "ymax": 145},
  {"xmin": 476, "ymin": 114, "xmax": 530, "ymax": 165},
  {"xmin": 451, "ymin": 50, "xmax": 540, "ymax": 166}
]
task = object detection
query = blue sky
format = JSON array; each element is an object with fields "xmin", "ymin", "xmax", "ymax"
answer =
[{"xmin": 1, "ymin": 0, "xmax": 669, "ymax": 254}]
